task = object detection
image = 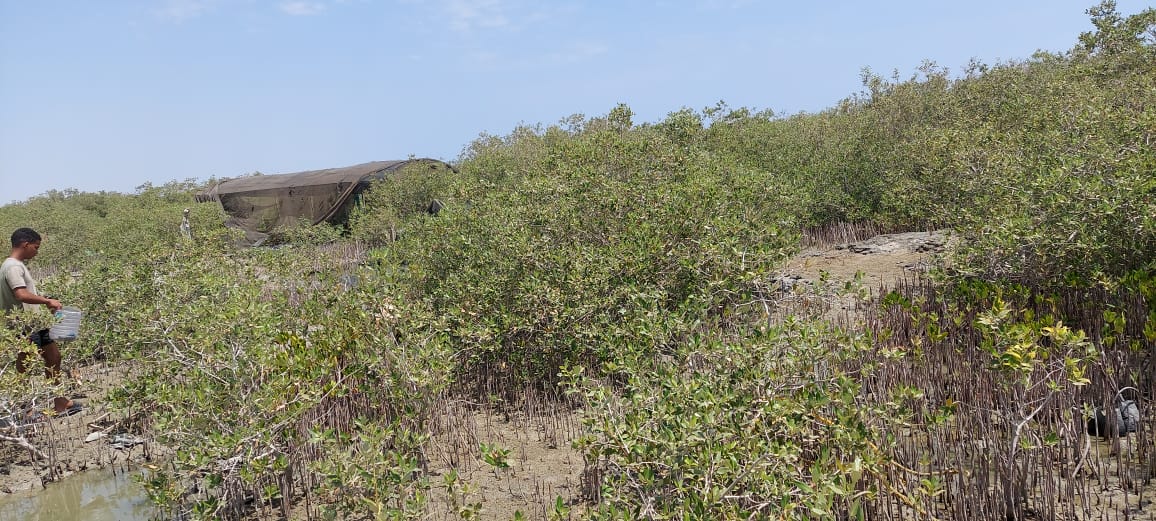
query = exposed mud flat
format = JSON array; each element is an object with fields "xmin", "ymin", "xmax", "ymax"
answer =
[{"xmin": 0, "ymin": 362, "xmax": 169, "ymax": 498}]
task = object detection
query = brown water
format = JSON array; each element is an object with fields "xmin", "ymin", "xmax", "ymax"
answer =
[{"xmin": 0, "ymin": 466, "xmax": 156, "ymax": 521}]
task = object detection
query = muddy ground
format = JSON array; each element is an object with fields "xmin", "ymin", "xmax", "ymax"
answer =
[{"xmin": 0, "ymin": 362, "xmax": 167, "ymax": 496}]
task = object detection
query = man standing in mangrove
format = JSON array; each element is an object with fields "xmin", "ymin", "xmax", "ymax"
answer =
[{"xmin": 2, "ymin": 227, "xmax": 80, "ymax": 415}]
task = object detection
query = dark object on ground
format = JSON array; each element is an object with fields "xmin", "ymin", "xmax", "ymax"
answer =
[
  {"xmin": 1088, "ymin": 399, "xmax": 1140, "ymax": 437},
  {"xmin": 110, "ymin": 433, "xmax": 147, "ymax": 450},
  {"xmin": 57, "ymin": 402, "xmax": 84, "ymax": 417}
]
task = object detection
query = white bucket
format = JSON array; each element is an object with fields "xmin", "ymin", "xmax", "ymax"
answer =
[{"xmin": 49, "ymin": 306, "xmax": 82, "ymax": 341}]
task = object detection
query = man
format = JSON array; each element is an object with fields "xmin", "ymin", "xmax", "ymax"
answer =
[{"xmin": 2, "ymin": 227, "xmax": 80, "ymax": 415}]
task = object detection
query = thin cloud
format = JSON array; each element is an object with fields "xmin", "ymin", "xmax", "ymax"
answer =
[
  {"xmin": 280, "ymin": 1, "xmax": 328, "ymax": 16},
  {"xmin": 156, "ymin": 0, "xmax": 214, "ymax": 22},
  {"xmin": 443, "ymin": 0, "xmax": 510, "ymax": 32},
  {"xmin": 398, "ymin": 0, "xmax": 562, "ymax": 34}
]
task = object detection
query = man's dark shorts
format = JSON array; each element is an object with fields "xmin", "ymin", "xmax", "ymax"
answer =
[{"xmin": 28, "ymin": 329, "xmax": 52, "ymax": 348}]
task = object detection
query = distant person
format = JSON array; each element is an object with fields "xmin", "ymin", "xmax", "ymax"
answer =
[{"xmin": 2, "ymin": 227, "xmax": 81, "ymax": 416}]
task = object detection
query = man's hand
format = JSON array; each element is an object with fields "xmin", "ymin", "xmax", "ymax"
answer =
[{"xmin": 13, "ymin": 287, "xmax": 62, "ymax": 312}]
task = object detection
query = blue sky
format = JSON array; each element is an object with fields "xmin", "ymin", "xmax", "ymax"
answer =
[{"xmin": 1, "ymin": 0, "xmax": 1150, "ymax": 204}]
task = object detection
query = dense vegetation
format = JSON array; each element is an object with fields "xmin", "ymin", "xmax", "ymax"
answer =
[{"xmin": 2, "ymin": 2, "xmax": 1153, "ymax": 519}]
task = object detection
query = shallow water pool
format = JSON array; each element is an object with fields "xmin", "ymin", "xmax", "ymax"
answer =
[{"xmin": 0, "ymin": 466, "xmax": 156, "ymax": 521}]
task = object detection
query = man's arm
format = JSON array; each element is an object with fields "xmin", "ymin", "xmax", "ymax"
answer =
[{"xmin": 12, "ymin": 287, "xmax": 62, "ymax": 312}]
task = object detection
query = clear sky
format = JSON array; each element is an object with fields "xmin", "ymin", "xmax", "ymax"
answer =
[{"xmin": 1, "ymin": 0, "xmax": 1150, "ymax": 204}]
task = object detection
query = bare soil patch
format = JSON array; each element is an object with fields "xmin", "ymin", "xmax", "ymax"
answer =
[
  {"xmin": 786, "ymin": 230, "xmax": 951, "ymax": 291},
  {"xmin": 422, "ymin": 398, "xmax": 587, "ymax": 520},
  {"xmin": 275, "ymin": 396, "xmax": 589, "ymax": 521},
  {"xmin": 772, "ymin": 230, "xmax": 953, "ymax": 324}
]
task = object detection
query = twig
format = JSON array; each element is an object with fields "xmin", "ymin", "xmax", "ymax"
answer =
[
  {"xmin": 0, "ymin": 432, "xmax": 48, "ymax": 460},
  {"xmin": 87, "ymin": 411, "xmax": 111, "ymax": 429},
  {"xmin": 1071, "ymin": 430, "xmax": 1092, "ymax": 478}
]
